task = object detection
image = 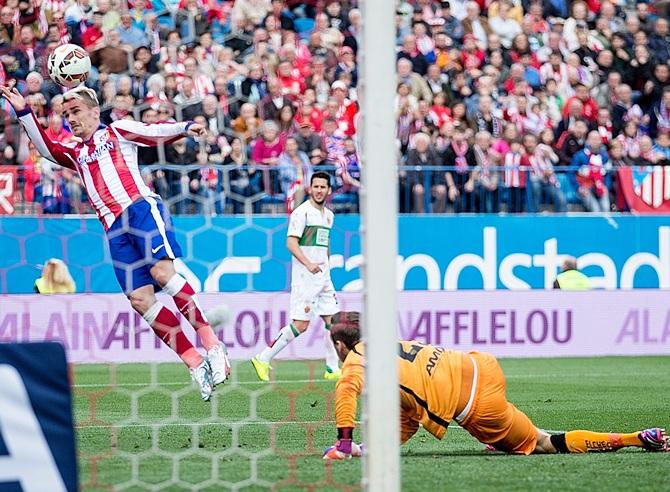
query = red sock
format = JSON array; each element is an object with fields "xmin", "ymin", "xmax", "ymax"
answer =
[
  {"xmin": 143, "ymin": 302, "xmax": 202, "ymax": 369},
  {"xmin": 163, "ymin": 274, "xmax": 220, "ymax": 351}
]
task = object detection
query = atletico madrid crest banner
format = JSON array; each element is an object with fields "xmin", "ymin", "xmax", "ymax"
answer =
[{"xmin": 618, "ymin": 166, "xmax": 670, "ymax": 213}]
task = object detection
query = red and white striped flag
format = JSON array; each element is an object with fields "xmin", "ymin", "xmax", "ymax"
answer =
[{"xmin": 618, "ymin": 166, "xmax": 670, "ymax": 213}]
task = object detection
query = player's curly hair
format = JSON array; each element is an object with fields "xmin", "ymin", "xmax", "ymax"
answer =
[{"xmin": 330, "ymin": 311, "xmax": 361, "ymax": 349}]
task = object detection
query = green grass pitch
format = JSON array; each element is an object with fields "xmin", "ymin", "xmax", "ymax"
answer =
[{"xmin": 73, "ymin": 356, "xmax": 670, "ymax": 491}]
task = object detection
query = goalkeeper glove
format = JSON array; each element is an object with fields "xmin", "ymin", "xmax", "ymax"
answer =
[
  {"xmin": 323, "ymin": 427, "xmax": 363, "ymax": 460},
  {"xmin": 323, "ymin": 439, "xmax": 364, "ymax": 460}
]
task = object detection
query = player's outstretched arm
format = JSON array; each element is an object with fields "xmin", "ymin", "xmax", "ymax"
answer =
[
  {"xmin": 0, "ymin": 85, "xmax": 77, "ymax": 169},
  {"xmin": 111, "ymin": 119, "xmax": 206, "ymax": 147},
  {"xmin": 324, "ymin": 363, "xmax": 365, "ymax": 460}
]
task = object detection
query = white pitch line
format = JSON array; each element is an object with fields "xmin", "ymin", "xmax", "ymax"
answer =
[
  {"xmin": 507, "ymin": 372, "xmax": 667, "ymax": 378},
  {"xmin": 75, "ymin": 421, "xmax": 472, "ymax": 431},
  {"xmin": 74, "ymin": 421, "xmax": 566, "ymax": 436},
  {"xmin": 74, "ymin": 420, "xmax": 565, "ymax": 434},
  {"xmin": 73, "ymin": 372, "xmax": 669, "ymax": 388},
  {"xmin": 73, "ymin": 379, "xmax": 332, "ymax": 388},
  {"xmin": 76, "ymin": 420, "xmax": 340, "ymax": 429}
]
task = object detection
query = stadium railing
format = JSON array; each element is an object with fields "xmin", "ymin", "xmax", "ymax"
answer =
[{"xmin": 8, "ymin": 164, "xmax": 617, "ymax": 216}]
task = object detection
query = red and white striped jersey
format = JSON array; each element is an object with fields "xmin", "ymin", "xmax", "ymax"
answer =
[{"xmin": 18, "ymin": 108, "xmax": 191, "ymax": 230}]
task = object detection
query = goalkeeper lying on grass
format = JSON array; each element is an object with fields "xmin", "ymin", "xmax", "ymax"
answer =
[{"xmin": 323, "ymin": 311, "xmax": 669, "ymax": 459}]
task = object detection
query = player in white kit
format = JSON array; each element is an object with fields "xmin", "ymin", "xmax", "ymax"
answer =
[{"xmin": 251, "ymin": 172, "xmax": 341, "ymax": 381}]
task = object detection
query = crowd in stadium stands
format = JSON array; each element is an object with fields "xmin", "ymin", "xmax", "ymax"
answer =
[{"xmin": 1, "ymin": 0, "xmax": 670, "ymax": 215}]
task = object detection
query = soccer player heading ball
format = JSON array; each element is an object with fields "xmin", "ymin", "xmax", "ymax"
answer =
[
  {"xmin": 0, "ymin": 84, "xmax": 229, "ymax": 401},
  {"xmin": 252, "ymin": 171, "xmax": 342, "ymax": 382},
  {"xmin": 323, "ymin": 312, "xmax": 669, "ymax": 459}
]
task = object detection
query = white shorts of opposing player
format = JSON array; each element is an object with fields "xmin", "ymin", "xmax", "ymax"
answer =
[{"xmin": 289, "ymin": 268, "xmax": 339, "ymax": 321}]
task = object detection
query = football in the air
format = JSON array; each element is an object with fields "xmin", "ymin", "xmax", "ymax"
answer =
[{"xmin": 47, "ymin": 44, "xmax": 91, "ymax": 88}]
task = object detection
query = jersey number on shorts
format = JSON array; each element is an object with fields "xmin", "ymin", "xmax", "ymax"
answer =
[{"xmin": 398, "ymin": 343, "xmax": 424, "ymax": 363}]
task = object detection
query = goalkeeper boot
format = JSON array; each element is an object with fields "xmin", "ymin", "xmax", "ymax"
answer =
[
  {"xmin": 638, "ymin": 428, "xmax": 669, "ymax": 452},
  {"xmin": 323, "ymin": 366, "xmax": 341, "ymax": 381},
  {"xmin": 190, "ymin": 359, "xmax": 214, "ymax": 401},
  {"xmin": 251, "ymin": 356, "xmax": 271, "ymax": 382},
  {"xmin": 208, "ymin": 342, "xmax": 231, "ymax": 386}
]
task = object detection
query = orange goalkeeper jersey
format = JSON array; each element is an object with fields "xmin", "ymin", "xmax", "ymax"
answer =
[{"xmin": 335, "ymin": 341, "xmax": 466, "ymax": 443}]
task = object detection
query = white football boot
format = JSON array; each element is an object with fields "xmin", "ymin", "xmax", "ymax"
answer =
[
  {"xmin": 207, "ymin": 342, "xmax": 231, "ymax": 386},
  {"xmin": 190, "ymin": 359, "xmax": 214, "ymax": 401}
]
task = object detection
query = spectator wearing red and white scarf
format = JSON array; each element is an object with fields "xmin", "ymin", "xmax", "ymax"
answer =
[
  {"xmin": 276, "ymin": 60, "xmax": 305, "ymax": 98},
  {"xmin": 503, "ymin": 95, "xmax": 531, "ymax": 134},
  {"xmin": 540, "ymin": 51, "xmax": 570, "ymax": 92},
  {"xmin": 573, "ymin": 131, "xmax": 610, "ymax": 212},
  {"xmin": 503, "ymin": 139, "xmax": 528, "ymax": 212},
  {"xmin": 617, "ymin": 121, "xmax": 642, "ymax": 159},
  {"xmin": 330, "ymin": 81, "xmax": 358, "ymax": 137},
  {"xmin": 321, "ymin": 117, "xmax": 347, "ymax": 167},
  {"xmin": 179, "ymin": 57, "xmax": 214, "ymax": 97},
  {"xmin": 161, "ymin": 45, "xmax": 186, "ymax": 79},
  {"xmin": 596, "ymin": 108, "xmax": 613, "ymax": 145},
  {"xmin": 16, "ymin": 25, "xmax": 48, "ymax": 77},
  {"xmin": 524, "ymin": 133, "xmax": 567, "ymax": 212},
  {"xmin": 612, "ymin": 84, "xmax": 643, "ymax": 135},
  {"xmin": 503, "ymin": 140, "xmax": 528, "ymax": 188},
  {"xmin": 472, "ymin": 131, "xmax": 500, "ymax": 212},
  {"xmin": 444, "ymin": 127, "xmax": 476, "ymax": 212},
  {"xmin": 413, "ymin": 21, "xmax": 436, "ymax": 62},
  {"xmin": 650, "ymin": 89, "xmax": 670, "ymax": 138}
]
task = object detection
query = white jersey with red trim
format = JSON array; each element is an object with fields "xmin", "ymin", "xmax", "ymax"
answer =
[{"xmin": 17, "ymin": 108, "xmax": 191, "ymax": 230}]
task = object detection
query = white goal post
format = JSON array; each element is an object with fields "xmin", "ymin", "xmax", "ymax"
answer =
[{"xmin": 359, "ymin": 0, "xmax": 400, "ymax": 490}]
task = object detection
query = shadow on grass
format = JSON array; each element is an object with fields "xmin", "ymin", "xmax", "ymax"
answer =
[
  {"xmin": 402, "ymin": 448, "xmax": 653, "ymax": 458},
  {"xmin": 402, "ymin": 450, "xmax": 505, "ymax": 457}
]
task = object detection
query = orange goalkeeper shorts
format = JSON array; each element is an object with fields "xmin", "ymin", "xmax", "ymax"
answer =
[{"xmin": 458, "ymin": 352, "xmax": 538, "ymax": 455}]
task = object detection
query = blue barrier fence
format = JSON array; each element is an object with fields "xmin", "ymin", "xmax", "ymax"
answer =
[{"xmin": 1, "ymin": 215, "xmax": 668, "ymax": 294}]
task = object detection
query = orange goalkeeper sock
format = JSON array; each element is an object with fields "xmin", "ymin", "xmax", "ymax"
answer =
[{"xmin": 564, "ymin": 430, "xmax": 642, "ymax": 453}]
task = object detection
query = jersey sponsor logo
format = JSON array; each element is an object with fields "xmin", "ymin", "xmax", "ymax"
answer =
[
  {"xmin": 78, "ymin": 141, "xmax": 114, "ymax": 165},
  {"xmin": 316, "ymin": 228, "xmax": 330, "ymax": 246},
  {"xmin": 151, "ymin": 244, "xmax": 165, "ymax": 254},
  {"xmin": 585, "ymin": 439, "xmax": 613, "ymax": 451},
  {"xmin": 425, "ymin": 346, "xmax": 445, "ymax": 376},
  {"xmin": 299, "ymin": 225, "xmax": 331, "ymax": 247}
]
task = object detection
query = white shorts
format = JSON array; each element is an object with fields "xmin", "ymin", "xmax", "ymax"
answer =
[{"xmin": 290, "ymin": 272, "xmax": 339, "ymax": 321}]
